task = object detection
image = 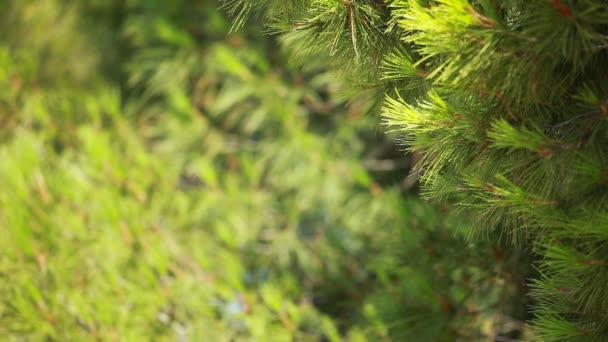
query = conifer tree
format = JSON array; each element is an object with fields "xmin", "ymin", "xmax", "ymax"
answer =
[{"xmin": 224, "ymin": 1, "xmax": 608, "ymax": 340}]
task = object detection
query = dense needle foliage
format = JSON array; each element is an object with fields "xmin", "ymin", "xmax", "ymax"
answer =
[
  {"xmin": 0, "ymin": 1, "xmax": 532, "ymax": 341},
  {"xmin": 225, "ymin": 0, "xmax": 608, "ymax": 341}
]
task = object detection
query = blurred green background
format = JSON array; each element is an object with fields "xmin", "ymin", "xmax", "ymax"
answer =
[{"xmin": 0, "ymin": 1, "xmax": 531, "ymax": 341}]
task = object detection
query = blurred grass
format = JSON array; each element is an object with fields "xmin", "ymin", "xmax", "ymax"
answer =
[
  {"xmin": 0, "ymin": 1, "xmax": 531, "ymax": 341},
  {"xmin": 0, "ymin": 91, "xmax": 406, "ymax": 340}
]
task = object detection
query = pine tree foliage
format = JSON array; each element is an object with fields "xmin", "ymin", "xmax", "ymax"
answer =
[
  {"xmin": 226, "ymin": 0, "xmax": 608, "ymax": 340},
  {"xmin": 224, "ymin": 0, "xmax": 401, "ymax": 85}
]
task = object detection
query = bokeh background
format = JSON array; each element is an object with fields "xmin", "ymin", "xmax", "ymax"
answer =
[{"xmin": 0, "ymin": 1, "xmax": 532, "ymax": 341}]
